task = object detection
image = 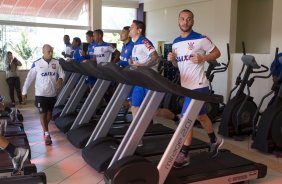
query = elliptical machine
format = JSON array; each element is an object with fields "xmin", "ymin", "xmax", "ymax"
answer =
[
  {"xmin": 219, "ymin": 49, "xmax": 269, "ymax": 138},
  {"xmin": 252, "ymin": 53, "xmax": 282, "ymax": 156},
  {"xmin": 203, "ymin": 43, "xmax": 231, "ymax": 122}
]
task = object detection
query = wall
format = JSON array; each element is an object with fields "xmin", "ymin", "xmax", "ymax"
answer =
[
  {"xmin": 144, "ymin": 0, "xmax": 282, "ymax": 110},
  {"xmin": 0, "ymin": 70, "xmax": 35, "ymax": 103},
  {"xmin": 235, "ymin": 0, "xmax": 273, "ymax": 53}
]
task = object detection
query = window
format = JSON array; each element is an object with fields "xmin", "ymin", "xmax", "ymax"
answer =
[
  {"xmin": 0, "ymin": 25, "xmax": 85, "ymax": 70},
  {"xmin": 102, "ymin": 6, "xmax": 136, "ymax": 53},
  {"xmin": 102, "ymin": 7, "xmax": 136, "ymax": 30},
  {"xmin": 0, "ymin": 0, "xmax": 90, "ymax": 70}
]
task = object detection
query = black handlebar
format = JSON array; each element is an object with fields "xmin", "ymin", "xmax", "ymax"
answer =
[{"xmin": 252, "ymin": 64, "xmax": 269, "ymax": 74}]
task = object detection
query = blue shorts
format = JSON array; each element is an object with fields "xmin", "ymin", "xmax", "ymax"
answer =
[
  {"xmin": 85, "ymin": 76, "xmax": 97, "ymax": 87},
  {"xmin": 117, "ymin": 61, "xmax": 129, "ymax": 68},
  {"xmin": 127, "ymin": 88, "xmax": 133, "ymax": 102},
  {"xmin": 181, "ymin": 87, "xmax": 209, "ymax": 117},
  {"xmin": 131, "ymin": 86, "xmax": 148, "ymax": 107}
]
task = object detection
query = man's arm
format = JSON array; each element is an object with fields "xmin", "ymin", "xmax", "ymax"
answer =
[
  {"xmin": 112, "ymin": 50, "xmax": 121, "ymax": 63},
  {"xmin": 14, "ymin": 58, "xmax": 22, "ymax": 66},
  {"xmin": 56, "ymin": 62, "xmax": 65, "ymax": 88},
  {"xmin": 22, "ymin": 66, "xmax": 37, "ymax": 100},
  {"xmin": 167, "ymin": 52, "xmax": 178, "ymax": 68},
  {"xmin": 191, "ymin": 46, "xmax": 221, "ymax": 63},
  {"xmin": 132, "ymin": 51, "xmax": 159, "ymax": 67}
]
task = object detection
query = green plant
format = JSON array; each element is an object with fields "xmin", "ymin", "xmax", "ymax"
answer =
[{"xmin": 9, "ymin": 32, "xmax": 38, "ymax": 69}]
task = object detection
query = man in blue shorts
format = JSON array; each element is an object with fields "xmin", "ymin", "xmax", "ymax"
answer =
[
  {"xmin": 128, "ymin": 20, "xmax": 160, "ymax": 118},
  {"xmin": 167, "ymin": 9, "xmax": 224, "ymax": 168},
  {"xmin": 22, "ymin": 44, "xmax": 65, "ymax": 145}
]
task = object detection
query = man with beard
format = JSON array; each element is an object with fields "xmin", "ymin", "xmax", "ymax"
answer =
[{"xmin": 167, "ymin": 9, "xmax": 223, "ymax": 168}]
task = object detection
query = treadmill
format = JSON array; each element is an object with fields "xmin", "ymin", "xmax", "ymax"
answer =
[
  {"xmin": 52, "ymin": 61, "xmax": 83, "ymax": 120},
  {"xmin": 56, "ymin": 60, "xmax": 129, "ymax": 134},
  {"xmin": 79, "ymin": 62, "xmax": 209, "ymax": 172},
  {"xmin": 102, "ymin": 61, "xmax": 267, "ymax": 184},
  {"xmin": 65, "ymin": 62, "xmax": 177, "ymax": 149}
]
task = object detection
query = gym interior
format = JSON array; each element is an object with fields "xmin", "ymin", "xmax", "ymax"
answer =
[{"xmin": 0, "ymin": 0, "xmax": 282, "ymax": 183}]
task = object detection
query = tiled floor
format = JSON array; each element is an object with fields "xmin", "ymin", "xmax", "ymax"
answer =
[{"xmin": 19, "ymin": 103, "xmax": 282, "ymax": 184}]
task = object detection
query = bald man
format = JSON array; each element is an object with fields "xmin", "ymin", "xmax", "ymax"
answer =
[{"xmin": 22, "ymin": 44, "xmax": 65, "ymax": 145}]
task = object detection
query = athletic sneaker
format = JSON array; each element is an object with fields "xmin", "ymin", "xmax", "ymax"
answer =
[
  {"xmin": 9, "ymin": 108, "xmax": 16, "ymax": 122},
  {"xmin": 11, "ymin": 147, "xmax": 29, "ymax": 174},
  {"xmin": 173, "ymin": 152, "xmax": 190, "ymax": 168},
  {"xmin": 45, "ymin": 135, "xmax": 52, "ymax": 145},
  {"xmin": 210, "ymin": 137, "xmax": 224, "ymax": 158}
]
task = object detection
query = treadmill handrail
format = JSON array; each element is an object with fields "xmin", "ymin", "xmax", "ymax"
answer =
[
  {"xmin": 59, "ymin": 58, "xmax": 83, "ymax": 73},
  {"xmin": 123, "ymin": 66, "xmax": 223, "ymax": 103}
]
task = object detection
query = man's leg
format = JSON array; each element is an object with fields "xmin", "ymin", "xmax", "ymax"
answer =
[
  {"xmin": 0, "ymin": 135, "xmax": 29, "ymax": 174},
  {"xmin": 40, "ymin": 112, "xmax": 52, "ymax": 145},
  {"xmin": 6, "ymin": 78, "xmax": 15, "ymax": 104},
  {"xmin": 0, "ymin": 135, "xmax": 9, "ymax": 149},
  {"xmin": 36, "ymin": 96, "xmax": 52, "ymax": 145},
  {"xmin": 14, "ymin": 77, "xmax": 23, "ymax": 104},
  {"xmin": 155, "ymin": 108, "xmax": 177, "ymax": 121},
  {"xmin": 39, "ymin": 112, "xmax": 48, "ymax": 133},
  {"xmin": 173, "ymin": 96, "xmax": 192, "ymax": 168},
  {"xmin": 197, "ymin": 114, "xmax": 224, "ymax": 158},
  {"xmin": 131, "ymin": 86, "xmax": 147, "ymax": 118}
]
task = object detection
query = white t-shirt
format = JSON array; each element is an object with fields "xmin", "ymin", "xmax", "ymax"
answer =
[
  {"xmin": 94, "ymin": 42, "xmax": 116, "ymax": 64},
  {"xmin": 131, "ymin": 36, "xmax": 156, "ymax": 65},
  {"xmin": 172, "ymin": 31, "xmax": 215, "ymax": 89}
]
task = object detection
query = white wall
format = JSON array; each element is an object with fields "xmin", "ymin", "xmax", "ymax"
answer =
[
  {"xmin": 144, "ymin": 0, "xmax": 282, "ymax": 109},
  {"xmin": 0, "ymin": 70, "xmax": 35, "ymax": 103}
]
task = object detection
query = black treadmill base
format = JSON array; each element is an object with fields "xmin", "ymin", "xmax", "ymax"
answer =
[{"xmin": 165, "ymin": 149, "xmax": 267, "ymax": 184}]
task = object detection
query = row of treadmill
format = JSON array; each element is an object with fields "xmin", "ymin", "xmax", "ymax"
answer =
[
  {"xmin": 0, "ymin": 103, "xmax": 47, "ymax": 183},
  {"xmin": 49, "ymin": 53, "xmax": 270, "ymax": 184}
]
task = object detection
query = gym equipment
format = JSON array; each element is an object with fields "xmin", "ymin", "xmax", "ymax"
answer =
[
  {"xmin": 0, "ymin": 152, "xmax": 36, "ymax": 178},
  {"xmin": 203, "ymin": 44, "xmax": 230, "ymax": 122},
  {"xmin": 103, "ymin": 64, "xmax": 266, "ymax": 184},
  {"xmin": 77, "ymin": 62, "xmax": 210, "ymax": 172},
  {"xmin": 52, "ymin": 60, "xmax": 82, "ymax": 120},
  {"xmin": 219, "ymin": 55, "xmax": 269, "ymax": 138},
  {"xmin": 252, "ymin": 55, "xmax": 282, "ymax": 155},
  {"xmin": 66, "ymin": 62, "xmax": 178, "ymax": 150},
  {"xmin": 0, "ymin": 172, "xmax": 46, "ymax": 184}
]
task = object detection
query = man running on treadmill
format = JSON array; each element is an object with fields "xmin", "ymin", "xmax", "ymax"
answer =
[
  {"xmin": 117, "ymin": 26, "xmax": 134, "ymax": 68},
  {"xmin": 128, "ymin": 20, "xmax": 159, "ymax": 118},
  {"xmin": 167, "ymin": 9, "xmax": 224, "ymax": 168}
]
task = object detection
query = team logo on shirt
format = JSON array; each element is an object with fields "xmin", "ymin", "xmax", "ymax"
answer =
[
  {"xmin": 188, "ymin": 42, "xmax": 194, "ymax": 50},
  {"xmin": 143, "ymin": 39, "xmax": 154, "ymax": 51},
  {"xmin": 51, "ymin": 63, "xmax": 56, "ymax": 69},
  {"xmin": 125, "ymin": 49, "xmax": 128, "ymax": 54}
]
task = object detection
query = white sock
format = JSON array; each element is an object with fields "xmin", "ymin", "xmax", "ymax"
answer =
[{"xmin": 44, "ymin": 131, "xmax": 50, "ymax": 136}]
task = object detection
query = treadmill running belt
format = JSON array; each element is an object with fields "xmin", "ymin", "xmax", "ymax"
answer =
[{"xmin": 165, "ymin": 149, "xmax": 267, "ymax": 183}]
